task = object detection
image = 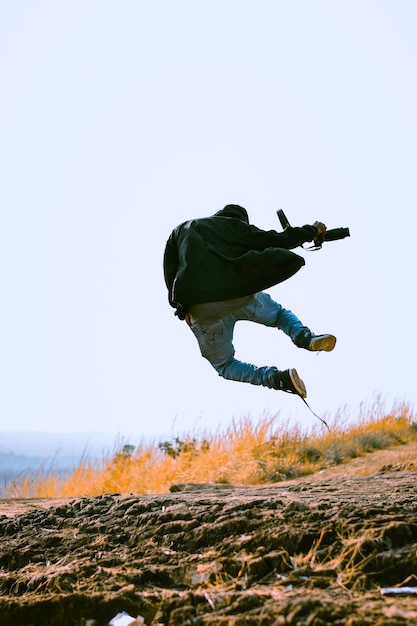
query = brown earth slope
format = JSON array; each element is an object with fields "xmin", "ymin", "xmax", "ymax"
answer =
[{"xmin": 0, "ymin": 442, "xmax": 416, "ymax": 625}]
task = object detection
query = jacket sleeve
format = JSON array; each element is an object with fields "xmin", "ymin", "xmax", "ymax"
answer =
[{"xmin": 247, "ymin": 224, "xmax": 318, "ymax": 250}]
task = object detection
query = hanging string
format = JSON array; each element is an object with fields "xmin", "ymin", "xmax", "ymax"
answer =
[{"xmin": 299, "ymin": 396, "xmax": 330, "ymax": 432}]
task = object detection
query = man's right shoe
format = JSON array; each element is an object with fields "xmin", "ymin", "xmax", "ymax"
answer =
[
  {"xmin": 308, "ymin": 334, "xmax": 336, "ymax": 352},
  {"xmin": 296, "ymin": 330, "xmax": 336, "ymax": 352},
  {"xmin": 274, "ymin": 368, "xmax": 307, "ymax": 398}
]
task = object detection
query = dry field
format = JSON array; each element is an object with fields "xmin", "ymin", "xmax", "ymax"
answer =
[{"xmin": 0, "ymin": 436, "xmax": 416, "ymax": 625}]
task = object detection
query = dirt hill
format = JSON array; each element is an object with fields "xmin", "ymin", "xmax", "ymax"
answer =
[{"xmin": 0, "ymin": 442, "xmax": 416, "ymax": 625}]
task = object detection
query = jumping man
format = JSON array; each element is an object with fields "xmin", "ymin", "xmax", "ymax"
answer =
[{"xmin": 163, "ymin": 204, "xmax": 336, "ymax": 398}]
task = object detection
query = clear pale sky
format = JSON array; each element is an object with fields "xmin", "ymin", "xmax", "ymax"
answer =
[{"xmin": 1, "ymin": 1, "xmax": 416, "ymax": 442}]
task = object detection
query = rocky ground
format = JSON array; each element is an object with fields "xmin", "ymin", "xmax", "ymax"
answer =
[{"xmin": 0, "ymin": 443, "xmax": 416, "ymax": 626}]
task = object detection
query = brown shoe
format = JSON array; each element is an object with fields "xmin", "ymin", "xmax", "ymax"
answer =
[{"xmin": 274, "ymin": 368, "xmax": 307, "ymax": 398}]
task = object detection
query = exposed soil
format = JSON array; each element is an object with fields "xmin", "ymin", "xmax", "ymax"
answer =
[{"xmin": 0, "ymin": 442, "xmax": 417, "ymax": 626}]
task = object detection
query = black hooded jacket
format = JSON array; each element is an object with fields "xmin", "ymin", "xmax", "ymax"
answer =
[{"xmin": 163, "ymin": 205, "xmax": 317, "ymax": 318}]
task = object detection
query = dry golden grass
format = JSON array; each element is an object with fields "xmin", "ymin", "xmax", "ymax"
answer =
[{"xmin": 5, "ymin": 399, "xmax": 416, "ymax": 499}]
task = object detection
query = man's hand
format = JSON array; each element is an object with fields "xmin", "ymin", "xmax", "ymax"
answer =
[{"xmin": 313, "ymin": 221, "xmax": 327, "ymax": 235}]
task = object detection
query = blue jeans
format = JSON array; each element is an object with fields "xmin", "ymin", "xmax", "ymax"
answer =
[{"xmin": 190, "ymin": 292, "xmax": 309, "ymax": 389}]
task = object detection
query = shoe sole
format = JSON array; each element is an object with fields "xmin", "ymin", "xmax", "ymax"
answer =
[
  {"xmin": 289, "ymin": 368, "xmax": 307, "ymax": 398},
  {"xmin": 309, "ymin": 334, "xmax": 336, "ymax": 352}
]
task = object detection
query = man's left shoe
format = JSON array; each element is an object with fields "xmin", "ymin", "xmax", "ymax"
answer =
[{"xmin": 274, "ymin": 368, "xmax": 307, "ymax": 398}]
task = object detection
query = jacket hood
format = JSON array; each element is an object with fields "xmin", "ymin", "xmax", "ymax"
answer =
[{"xmin": 213, "ymin": 204, "xmax": 249, "ymax": 223}]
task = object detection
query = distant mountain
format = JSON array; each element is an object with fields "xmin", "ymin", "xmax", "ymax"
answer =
[
  {"xmin": 0, "ymin": 431, "xmax": 137, "ymax": 497},
  {"xmin": 0, "ymin": 431, "xmax": 122, "ymax": 459},
  {"xmin": 0, "ymin": 451, "xmax": 46, "ymax": 472},
  {"xmin": 0, "ymin": 450, "xmax": 76, "ymax": 497}
]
